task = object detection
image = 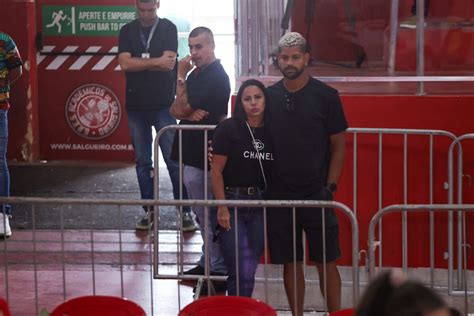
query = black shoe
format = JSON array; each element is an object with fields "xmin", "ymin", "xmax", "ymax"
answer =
[
  {"xmin": 183, "ymin": 265, "xmax": 226, "ymax": 276},
  {"xmin": 136, "ymin": 211, "xmax": 153, "ymax": 230},
  {"xmin": 182, "ymin": 212, "xmax": 199, "ymax": 232},
  {"xmin": 213, "ymin": 280, "xmax": 227, "ymax": 293},
  {"xmin": 193, "ymin": 279, "xmax": 227, "ymax": 295},
  {"xmin": 183, "ymin": 265, "xmax": 205, "ymax": 275},
  {"xmin": 210, "ymin": 271, "xmax": 226, "ymax": 277}
]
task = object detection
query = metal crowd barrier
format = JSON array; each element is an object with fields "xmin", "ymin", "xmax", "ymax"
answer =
[
  {"xmin": 346, "ymin": 128, "xmax": 460, "ymax": 277},
  {"xmin": 367, "ymin": 204, "xmax": 474, "ymax": 314},
  {"xmin": 151, "ymin": 125, "xmax": 470, "ymax": 310},
  {"xmin": 0, "ymin": 196, "xmax": 358, "ymax": 315},
  {"xmin": 152, "ymin": 126, "xmax": 463, "ymax": 279},
  {"xmin": 153, "ymin": 125, "xmax": 361, "ymax": 301},
  {"xmin": 154, "ymin": 125, "xmax": 216, "ymax": 206},
  {"xmin": 153, "ymin": 124, "xmax": 215, "ymax": 304},
  {"xmin": 0, "ymin": 197, "xmax": 157, "ymax": 315},
  {"xmin": 448, "ymin": 133, "xmax": 474, "ymax": 292},
  {"xmin": 151, "ymin": 198, "xmax": 360, "ymax": 311}
]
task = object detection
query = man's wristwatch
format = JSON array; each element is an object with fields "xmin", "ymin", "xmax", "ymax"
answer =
[{"xmin": 326, "ymin": 182, "xmax": 337, "ymax": 193}]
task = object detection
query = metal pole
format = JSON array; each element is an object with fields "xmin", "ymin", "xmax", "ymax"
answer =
[
  {"xmin": 416, "ymin": 0, "xmax": 425, "ymax": 95},
  {"xmin": 457, "ymin": 140, "xmax": 463, "ymax": 288},
  {"xmin": 388, "ymin": 0, "xmax": 400, "ymax": 74},
  {"xmin": 353, "ymin": 132, "xmax": 357, "ymax": 217},
  {"xmin": 448, "ymin": 139, "xmax": 454, "ymax": 294},
  {"xmin": 429, "ymin": 135, "xmax": 434, "ymax": 288},
  {"xmin": 250, "ymin": 0, "xmax": 259, "ymax": 75},
  {"xmin": 402, "ymin": 134, "xmax": 408, "ymax": 273},
  {"xmin": 234, "ymin": 0, "xmax": 240, "ymax": 77},
  {"xmin": 378, "ymin": 133, "xmax": 383, "ymax": 269}
]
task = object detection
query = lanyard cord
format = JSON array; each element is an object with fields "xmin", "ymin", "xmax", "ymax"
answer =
[
  {"xmin": 245, "ymin": 122, "xmax": 267, "ymax": 190},
  {"xmin": 140, "ymin": 18, "xmax": 159, "ymax": 53}
]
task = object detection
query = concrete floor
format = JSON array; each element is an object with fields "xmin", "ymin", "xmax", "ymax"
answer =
[{"xmin": 9, "ymin": 161, "xmax": 179, "ymax": 230}]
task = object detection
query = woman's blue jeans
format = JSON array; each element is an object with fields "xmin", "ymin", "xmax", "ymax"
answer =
[
  {"xmin": 218, "ymin": 190, "xmax": 264, "ymax": 297},
  {"xmin": 0, "ymin": 110, "xmax": 10, "ymax": 214}
]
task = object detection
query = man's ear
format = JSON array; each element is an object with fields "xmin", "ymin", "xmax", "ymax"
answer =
[{"xmin": 304, "ymin": 52, "xmax": 310, "ymax": 66}]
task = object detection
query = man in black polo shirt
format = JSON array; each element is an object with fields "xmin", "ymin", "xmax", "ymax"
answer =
[
  {"xmin": 118, "ymin": 0, "xmax": 197, "ymax": 231},
  {"xmin": 267, "ymin": 32, "xmax": 348, "ymax": 314},
  {"xmin": 170, "ymin": 27, "xmax": 229, "ymax": 280}
]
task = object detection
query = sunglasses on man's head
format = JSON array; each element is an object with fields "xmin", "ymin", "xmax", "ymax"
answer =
[{"xmin": 285, "ymin": 93, "xmax": 295, "ymax": 112}]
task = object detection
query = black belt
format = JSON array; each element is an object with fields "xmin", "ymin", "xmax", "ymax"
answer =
[{"xmin": 225, "ymin": 186, "xmax": 262, "ymax": 196}]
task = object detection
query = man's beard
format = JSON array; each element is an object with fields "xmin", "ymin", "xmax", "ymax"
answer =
[{"xmin": 280, "ymin": 65, "xmax": 304, "ymax": 80}]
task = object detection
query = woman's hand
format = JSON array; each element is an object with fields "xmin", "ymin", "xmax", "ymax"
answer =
[
  {"xmin": 217, "ymin": 206, "xmax": 231, "ymax": 231},
  {"xmin": 207, "ymin": 140, "xmax": 213, "ymax": 164}
]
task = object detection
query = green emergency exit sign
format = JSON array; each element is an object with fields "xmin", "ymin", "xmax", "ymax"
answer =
[{"xmin": 42, "ymin": 5, "xmax": 136, "ymax": 36}]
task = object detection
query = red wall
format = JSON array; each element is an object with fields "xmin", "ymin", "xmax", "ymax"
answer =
[
  {"xmin": 3, "ymin": 0, "xmax": 137, "ymax": 161},
  {"xmin": 36, "ymin": 0, "xmax": 135, "ymax": 161},
  {"xmin": 336, "ymin": 95, "xmax": 474, "ymax": 269}
]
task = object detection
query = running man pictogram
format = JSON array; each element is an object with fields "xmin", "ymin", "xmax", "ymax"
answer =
[{"xmin": 46, "ymin": 10, "xmax": 71, "ymax": 33}]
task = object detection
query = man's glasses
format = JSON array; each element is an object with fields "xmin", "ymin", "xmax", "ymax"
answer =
[{"xmin": 286, "ymin": 93, "xmax": 295, "ymax": 112}]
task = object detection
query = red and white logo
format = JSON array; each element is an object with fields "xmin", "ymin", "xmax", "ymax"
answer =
[{"xmin": 66, "ymin": 84, "xmax": 121, "ymax": 140}]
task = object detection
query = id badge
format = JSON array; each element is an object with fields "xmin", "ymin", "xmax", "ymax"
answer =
[{"xmin": 142, "ymin": 53, "xmax": 150, "ymax": 59}]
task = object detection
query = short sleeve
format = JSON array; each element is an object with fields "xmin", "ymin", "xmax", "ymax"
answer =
[
  {"xmin": 327, "ymin": 90, "xmax": 348, "ymax": 135},
  {"xmin": 3, "ymin": 35, "xmax": 22, "ymax": 69},
  {"xmin": 187, "ymin": 66, "xmax": 230, "ymax": 124},
  {"xmin": 118, "ymin": 24, "xmax": 131, "ymax": 55},
  {"xmin": 212, "ymin": 119, "xmax": 234, "ymax": 156},
  {"xmin": 162, "ymin": 20, "xmax": 178, "ymax": 53}
]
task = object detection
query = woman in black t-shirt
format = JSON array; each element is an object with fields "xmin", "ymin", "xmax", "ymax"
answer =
[{"xmin": 211, "ymin": 79, "xmax": 273, "ymax": 297}]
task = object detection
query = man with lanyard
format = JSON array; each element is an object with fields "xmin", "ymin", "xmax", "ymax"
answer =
[
  {"xmin": 118, "ymin": 0, "xmax": 198, "ymax": 231},
  {"xmin": 170, "ymin": 27, "xmax": 229, "ymax": 290},
  {"xmin": 0, "ymin": 31, "xmax": 23, "ymax": 238},
  {"xmin": 267, "ymin": 32, "xmax": 348, "ymax": 315}
]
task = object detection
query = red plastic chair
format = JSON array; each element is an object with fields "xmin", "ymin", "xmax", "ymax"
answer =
[
  {"xmin": 50, "ymin": 295, "xmax": 146, "ymax": 316},
  {"xmin": 330, "ymin": 308, "xmax": 355, "ymax": 316},
  {"xmin": 0, "ymin": 298, "xmax": 12, "ymax": 316},
  {"xmin": 179, "ymin": 296, "xmax": 277, "ymax": 316}
]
